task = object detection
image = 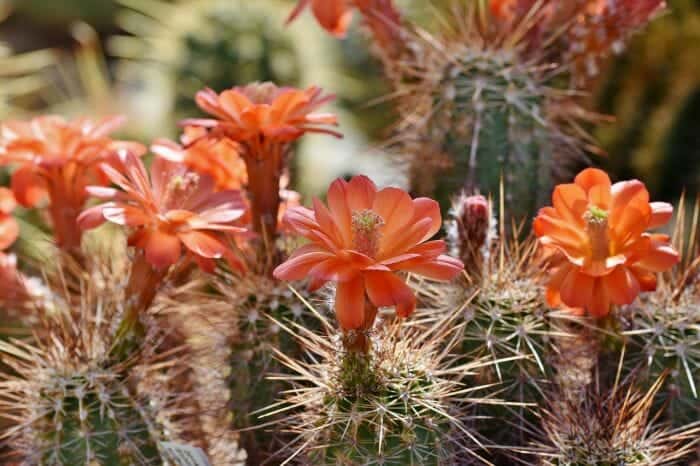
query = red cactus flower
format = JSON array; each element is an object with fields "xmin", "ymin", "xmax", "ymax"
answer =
[
  {"xmin": 274, "ymin": 175, "xmax": 464, "ymax": 332},
  {"xmin": 535, "ymin": 168, "xmax": 679, "ymax": 317},
  {"xmin": 286, "ymin": 0, "xmax": 354, "ymax": 37},
  {"xmin": 78, "ymin": 151, "xmax": 246, "ymax": 273},
  {"xmin": 287, "ymin": 0, "xmax": 403, "ymax": 55},
  {"xmin": 152, "ymin": 127, "xmax": 247, "ymax": 191},
  {"xmin": 0, "ymin": 115, "xmax": 144, "ymax": 249},
  {"xmin": 182, "ymin": 82, "xmax": 339, "ymax": 251}
]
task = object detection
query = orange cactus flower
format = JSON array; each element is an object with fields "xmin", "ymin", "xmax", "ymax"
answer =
[
  {"xmin": 0, "ymin": 115, "xmax": 144, "ymax": 249},
  {"xmin": 152, "ymin": 127, "xmax": 247, "ymax": 191},
  {"xmin": 287, "ymin": 0, "xmax": 403, "ymax": 55},
  {"xmin": 183, "ymin": 82, "xmax": 339, "ymax": 252},
  {"xmin": 286, "ymin": 0, "xmax": 354, "ymax": 38},
  {"xmin": 0, "ymin": 187, "xmax": 19, "ymax": 251},
  {"xmin": 534, "ymin": 168, "xmax": 679, "ymax": 317},
  {"xmin": 78, "ymin": 151, "xmax": 247, "ymax": 273},
  {"xmin": 274, "ymin": 175, "xmax": 464, "ymax": 332}
]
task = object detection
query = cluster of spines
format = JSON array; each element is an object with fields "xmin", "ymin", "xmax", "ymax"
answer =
[
  {"xmin": 0, "ymin": 244, "xmax": 203, "ymax": 465},
  {"xmin": 261, "ymin": 306, "xmax": 503, "ymax": 465},
  {"xmin": 532, "ymin": 375, "xmax": 700, "ymax": 465}
]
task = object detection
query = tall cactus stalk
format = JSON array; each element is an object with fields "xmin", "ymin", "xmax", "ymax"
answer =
[{"xmin": 263, "ymin": 308, "xmax": 504, "ymax": 465}]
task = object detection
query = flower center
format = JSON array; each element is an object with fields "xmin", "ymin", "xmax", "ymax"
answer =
[
  {"xmin": 583, "ymin": 206, "xmax": 610, "ymax": 261},
  {"xmin": 163, "ymin": 172, "xmax": 201, "ymax": 212},
  {"xmin": 244, "ymin": 82, "xmax": 278, "ymax": 104},
  {"xmin": 351, "ymin": 210, "xmax": 384, "ymax": 258}
]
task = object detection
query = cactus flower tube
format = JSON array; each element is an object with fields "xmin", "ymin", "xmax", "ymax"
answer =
[
  {"xmin": 535, "ymin": 168, "xmax": 679, "ymax": 317},
  {"xmin": 274, "ymin": 175, "xmax": 463, "ymax": 351}
]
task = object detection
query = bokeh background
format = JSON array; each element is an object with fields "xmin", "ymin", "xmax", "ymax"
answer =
[{"xmin": 0, "ymin": 0, "xmax": 699, "ymax": 202}]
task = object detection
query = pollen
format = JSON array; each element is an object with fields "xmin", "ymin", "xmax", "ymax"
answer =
[{"xmin": 351, "ymin": 209, "xmax": 384, "ymax": 258}]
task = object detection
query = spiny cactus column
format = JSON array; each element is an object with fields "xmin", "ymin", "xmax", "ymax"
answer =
[
  {"xmin": 380, "ymin": 3, "xmax": 589, "ymax": 220},
  {"xmin": 265, "ymin": 311, "xmax": 497, "ymax": 465},
  {"xmin": 196, "ymin": 272, "xmax": 320, "ymax": 463},
  {"xmin": 421, "ymin": 210, "xmax": 560, "ymax": 449},
  {"xmin": 424, "ymin": 50, "xmax": 557, "ymax": 217},
  {"xmin": 28, "ymin": 366, "xmax": 161, "ymax": 465},
  {"xmin": 532, "ymin": 376, "xmax": 700, "ymax": 465},
  {"xmin": 624, "ymin": 287, "xmax": 700, "ymax": 427}
]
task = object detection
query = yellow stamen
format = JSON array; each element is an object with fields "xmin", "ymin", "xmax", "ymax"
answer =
[
  {"xmin": 351, "ymin": 210, "xmax": 384, "ymax": 258},
  {"xmin": 584, "ymin": 206, "xmax": 610, "ymax": 261}
]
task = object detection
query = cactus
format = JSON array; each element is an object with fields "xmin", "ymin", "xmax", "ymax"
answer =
[
  {"xmin": 0, "ymin": 355, "xmax": 162, "ymax": 465},
  {"xmin": 620, "ymin": 200, "xmax": 700, "ymax": 427},
  {"xmin": 263, "ymin": 306, "xmax": 505, "ymax": 465},
  {"xmin": 417, "ymin": 197, "xmax": 563, "ymax": 450},
  {"xmin": 531, "ymin": 375, "xmax": 700, "ymax": 465},
  {"xmin": 174, "ymin": 270, "xmax": 321, "ymax": 464},
  {"xmin": 369, "ymin": 2, "xmax": 592, "ymax": 218},
  {"xmin": 0, "ymin": 231, "xmax": 214, "ymax": 465}
]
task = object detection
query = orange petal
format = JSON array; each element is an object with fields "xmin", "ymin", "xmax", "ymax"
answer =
[
  {"xmin": 373, "ymin": 187, "xmax": 414, "ymax": 243},
  {"xmin": 284, "ymin": 206, "xmax": 319, "ymax": 236},
  {"xmin": 630, "ymin": 266, "xmax": 658, "ymax": 292},
  {"xmin": 77, "ymin": 205, "xmax": 108, "ymax": 231},
  {"xmin": 612, "ymin": 203, "xmax": 652, "ymax": 248},
  {"xmin": 11, "ymin": 164, "xmax": 48, "ymax": 207},
  {"xmin": 308, "ymin": 256, "xmax": 362, "ymax": 282},
  {"xmin": 312, "ymin": 197, "xmax": 344, "ymax": 248},
  {"xmin": 102, "ymin": 205, "xmax": 150, "ymax": 227},
  {"xmin": 574, "ymin": 168, "xmax": 611, "ymax": 194},
  {"xmin": 0, "ymin": 214, "xmax": 19, "ymax": 250},
  {"xmin": 534, "ymin": 210, "xmax": 587, "ymax": 261},
  {"xmin": 273, "ymin": 250, "xmax": 332, "ymax": 281},
  {"xmin": 633, "ymin": 242, "xmax": 679, "ymax": 272},
  {"xmin": 559, "ymin": 268, "xmax": 594, "ymax": 309},
  {"xmin": 402, "ymin": 254, "xmax": 464, "ymax": 281},
  {"xmin": 346, "ymin": 175, "xmax": 376, "ymax": 211},
  {"xmin": 145, "ymin": 230, "xmax": 182, "ymax": 269},
  {"xmin": 218, "ymin": 90, "xmax": 253, "ymax": 123},
  {"xmin": 326, "ymin": 178, "xmax": 352, "ymax": 246},
  {"xmin": 552, "ymin": 183, "xmax": 587, "ymax": 226},
  {"xmin": 364, "ymin": 271, "xmax": 416, "ymax": 318},
  {"xmin": 379, "ymin": 216, "xmax": 433, "ymax": 259},
  {"xmin": 587, "ymin": 278, "xmax": 611, "ymax": 318},
  {"xmin": 588, "ymin": 184, "xmax": 611, "ymax": 210},
  {"xmin": 648, "ymin": 202, "xmax": 673, "ymax": 229},
  {"xmin": 311, "ymin": 0, "xmax": 353, "ymax": 37},
  {"xmin": 0, "ymin": 188, "xmax": 16, "ymax": 214},
  {"xmin": 610, "ymin": 179, "xmax": 650, "ymax": 226},
  {"xmin": 335, "ymin": 274, "xmax": 365, "ymax": 330},
  {"xmin": 179, "ymin": 230, "xmax": 229, "ymax": 259},
  {"xmin": 411, "ymin": 198, "xmax": 442, "ymax": 243},
  {"xmin": 606, "ymin": 266, "xmax": 641, "ymax": 306}
]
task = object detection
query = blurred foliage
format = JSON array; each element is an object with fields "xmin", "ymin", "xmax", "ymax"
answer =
[
  {"xmin": 9, "ymin": 0, "xmax": 118, "ymax": 29},
  {"xmin": 110, "ymin": 0, "xmax": 302, "ymax": 122},
  {"xmin": 597, "ymin": 0, "xmax": 700, "ymax": 201}
]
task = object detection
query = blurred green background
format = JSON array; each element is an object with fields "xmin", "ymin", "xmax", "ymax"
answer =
[{"xmin": 0, "ymin": 0, "xmax": 699, "ymax": 202}]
